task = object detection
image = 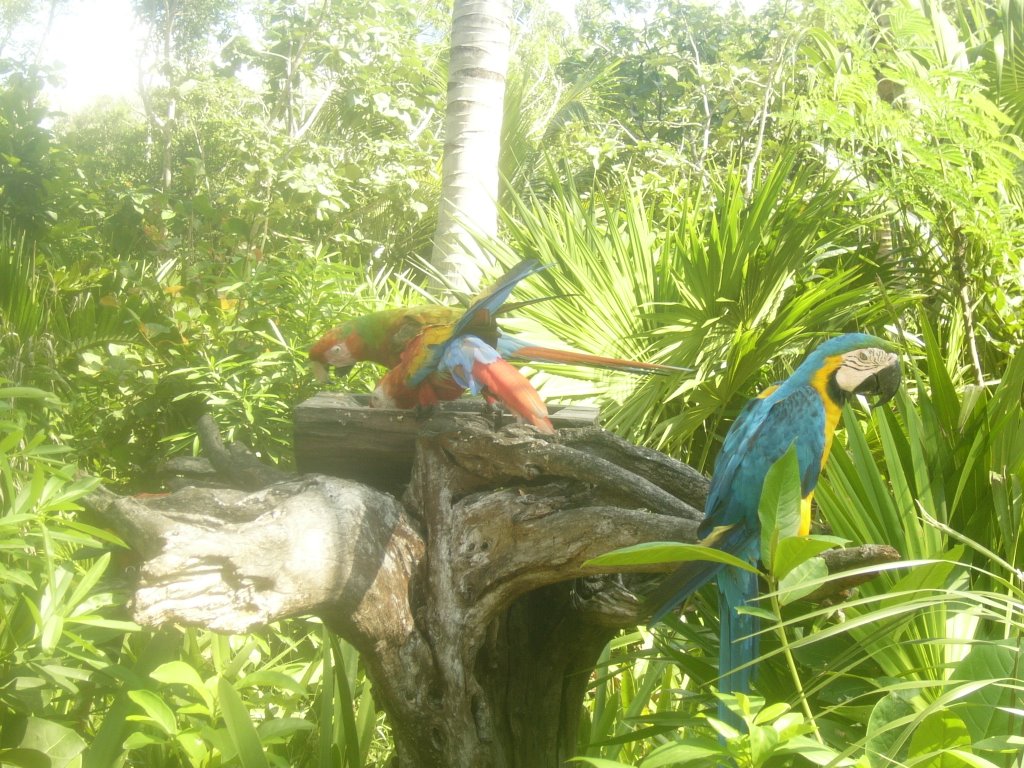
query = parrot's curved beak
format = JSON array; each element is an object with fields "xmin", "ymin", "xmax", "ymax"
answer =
[
  {"xmin": 310, "ymin": 360, "xmax": 329, "ymax": 383},
  {"xmin": 310, "ymin": 360, "xmax": 354, "ymax": 384},
  {"xmin": 855, "ymin": 354, "xmax": 901, "ymax": 405}
]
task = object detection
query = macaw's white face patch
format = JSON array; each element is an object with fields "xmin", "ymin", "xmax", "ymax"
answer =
[
  {"xmin": 835, "ymin": 347, "xmax": 901, "ymax": 399},
  {"xmin": 324, "ymin": 343, "xmax": 355, "ymax": 367}
]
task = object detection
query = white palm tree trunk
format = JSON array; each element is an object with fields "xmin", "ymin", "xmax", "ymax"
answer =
[{"xmin": 431, "ymin": 0, "xmax": 513, "ymax": 293}]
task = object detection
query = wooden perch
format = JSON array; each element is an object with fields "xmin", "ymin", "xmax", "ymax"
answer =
[{"xmin": 82, "ymin": 404, "xmax": 901, "ymax": 768}]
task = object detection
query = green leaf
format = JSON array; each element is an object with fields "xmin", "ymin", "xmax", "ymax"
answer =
[
  {"xmin": 236, "ymin": 669, "xmax": 307, "ymax": 696},
  {"xmin": 569, "ymin": 759, "xmax": 635, "ymax": 768},
  {"xmin": 150, "ymin": 660, "xmax": 214, "ymax": 713},
  {"xmin": 174, "ymin": 731, "xmax": 211, "ymax": 767},
  {"xmin": 217, "ymin": 676, "xmax": 270, "ymax": 768},
  {"xmin": 224, "ymin": 218, "xmax": 252, "ymax": 237},
  {"xmin": 758, "ymin": 445, "xmax": 803, "ymax": 573},
  {"xmin": 121, "ymin": 732, "xmax": 164, "ymax": 750},
  {"xmin": 355, "ymin": 680, "xmax": 377, "ymax": 766},
  {"xmin": 933, "ymin": 751, "xmax": 1003, "ymax": 768},
  {"xmin": 908, "ymin": 710, "xmax": 972, "ymax": 767},
  {"xmin": 318, "ymin": 628, "xmax": 335, "ymax": 768},
  {"xmin": 737, "ymin": 605, "xmax": 778, "ymax": 622},
  {"xmin": 64, "ymin": 553, "xmax": 111, "ymax": 610},
  {"xmin": 774, "ymin": 735, "xmax": 852, "ymax": 766},
  {"xmin": 65, "ymin": 617, "xmax": 141, "ymax": 632},
  {"xmin": 972, "ymin": 735, "xmax": 1024, "ymax": 751},
  {"xmin": 256, "ymin": 718, "xmax": 315, "ymax": 742},
  {"xmin": 0, "ymin": 387, "xmax": 62, "ymax": 406},
  {"xmin": 585, "ymin": 541, "xmax": 758, "ymax": 573},
  {"xmin": 0, "ymin": 563, "xmax": 36, "ymax": 587},
  {"xmin": 639, "ymin": 738, "xmax": 723, "ymax": 767},
  {"xmin": 753, "ymin": 702, "xmax": 791, "ymax": 725},
  {"xmin": 866, "ymin": 694, "xmax": 916, "ymax": 768},
  {"xmin": 777, "ymin": 557, "xmax": 828, "ymax": 605},
  {"xmin": 14, "ymin": 718, "xmax": 86, "ymax": 768},
  {"xmin": 0, "ymin": 748, "xmax": 52, "ymax": 768},
  {"xmin": 329, "ymin": 633, "xmax": 362, "ymax": 768},
  {"xmin": 749, "ymin": 723, "xmax": 781, "ymax": 766},
  {"xmin": 127, "ymin": 689, "xmax": 178, "ymax": 736},
  {"xmin": 952, "ymin": 643, "xmax": 1021, "ymax": 743},
  {"xmin": 773, "ymin": 535, "xmax": 846, "ymax": 580}
]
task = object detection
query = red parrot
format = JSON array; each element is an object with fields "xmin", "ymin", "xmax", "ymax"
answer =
[
  {"xmin": 309, "ymin": 259, "xmax": 683, "ymax": 432},
  {"xmin": 370, "ymin": 326, "xmax": 555, "ymax": 432}
]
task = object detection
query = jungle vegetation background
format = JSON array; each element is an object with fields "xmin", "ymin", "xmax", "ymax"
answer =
[{"xmin": 1, "ymin": 0, "xmax": 1023, "ymax": 765}]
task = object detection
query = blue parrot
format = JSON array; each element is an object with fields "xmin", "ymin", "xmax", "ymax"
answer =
[{"xmin": 648, "ymin": 333, "xmax": 901, "ymax": 728}]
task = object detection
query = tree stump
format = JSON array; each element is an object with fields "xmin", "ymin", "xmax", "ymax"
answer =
[{"xmin": 84, "ymin": 402, "xmax": 899, "ymax": 768}]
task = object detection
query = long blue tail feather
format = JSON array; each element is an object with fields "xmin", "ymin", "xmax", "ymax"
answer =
[
  {"xmin": 646, "ymin": 560, "xmax": 722, "ymax": 625},
  {"xmin": 646, "ymin": 526, "xmax": 759, "ymax": 734},
  {"xmin": 717, "ymin": 565, "xmax": 758, "ymax": 731}
]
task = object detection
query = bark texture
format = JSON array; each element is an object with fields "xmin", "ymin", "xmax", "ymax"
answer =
[{"xmin": 84, "ymin": 411, "xmax": 899, "ymax": 768}]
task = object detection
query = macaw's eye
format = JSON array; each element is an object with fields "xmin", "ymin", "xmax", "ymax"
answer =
[{"xmin": 325, "ymin": 344, "xmax": 349, "ymax": 365}]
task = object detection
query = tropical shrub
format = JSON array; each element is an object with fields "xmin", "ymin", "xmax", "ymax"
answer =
[
  {"xmin": 498, "ymin": 149, "xmax": 904, "ymax": 469},
  {"xmin": 0, "ymin": 386, "xmax": 129, "ymax": 767}
]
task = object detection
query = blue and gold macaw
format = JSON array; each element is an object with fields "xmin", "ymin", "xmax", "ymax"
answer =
[{"xmin": 648, "ymin": 333, "xmax": 901, "ymax": 728}]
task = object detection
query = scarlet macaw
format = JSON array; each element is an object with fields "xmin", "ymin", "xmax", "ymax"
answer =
[
  {"xmin": 308, "ymin": 259, "xmax": 682, "ymax": 432},
  {"xmin": 647, "ymin": 333, "xmax": 901, "ymax": 727}
]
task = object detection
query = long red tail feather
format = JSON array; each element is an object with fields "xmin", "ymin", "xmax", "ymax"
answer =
[{"xmin": 506, "ymin": 345, "xmax": 685, "ymax": 375}]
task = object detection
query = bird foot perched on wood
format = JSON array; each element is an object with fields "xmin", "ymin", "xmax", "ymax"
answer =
[
  {"xmin": 412, "ymin": 403, "xmax": 436, "ymax": 422},
  {"xmin": 482, "ymin": 398, "xmax": 506, "ymax": 432},
  {"xmin": 81, "ymin": 412, "xmax": 900, "ymax": 768}
]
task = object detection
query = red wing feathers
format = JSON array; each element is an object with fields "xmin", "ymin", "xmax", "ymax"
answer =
[{"xmin": 470, "ymin": 357, "xmax": 554, "ymax": 434}]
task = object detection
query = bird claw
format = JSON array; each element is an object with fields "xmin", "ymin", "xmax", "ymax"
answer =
[{"xmin": 483, "ymin": 399, "xmax": 505, "ymax": 431}]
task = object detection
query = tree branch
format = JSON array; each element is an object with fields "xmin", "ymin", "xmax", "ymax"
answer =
[
  {"xmin": 434, "ymin": 424, "xmax": 703, "ymax": 520},
  {"xmin": 84, "ymin": 476, "xmax": 420, "ymax": 636},
  {"xmin": 83, "ymin": 417, "xmax": 901, "ymax": 634}
]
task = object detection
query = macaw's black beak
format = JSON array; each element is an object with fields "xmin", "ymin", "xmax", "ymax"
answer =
[
  {"xmin": 855, "ymin": 356, "xmax": 901, "ymax": 405},
  {"xmin": 334, "ymin": 364, "xmax": 353, "ymax": 378}
]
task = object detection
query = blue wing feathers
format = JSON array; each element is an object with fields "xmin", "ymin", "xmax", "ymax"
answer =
[
  {"xmin": 451, "ymin": 259, "xmax": 546, "ymax": 340},
  {"xmin": 410, "ymin": 259, "xmax": 545, "ymax": 386},
  {"xmin": 700, "ymin": 385, "xmax": 825, "ymax": 536},
  {"xmin": 441, "ymin": 336, "xmax": 500, "ymax": 394}
]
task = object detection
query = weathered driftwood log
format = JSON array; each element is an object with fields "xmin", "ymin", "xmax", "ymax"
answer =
[{"xmin": 83, "ymin": 407, "xmax": 899, "ymax": 768}]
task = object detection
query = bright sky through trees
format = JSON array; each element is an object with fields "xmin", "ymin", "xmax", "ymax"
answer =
[
  {"xmin": 41, "ymin": 0, "xmax": 141, "ymax": 112},
  {"xmin": 38, "ymin": 0, "xmax": 583, "ymax": 114}
]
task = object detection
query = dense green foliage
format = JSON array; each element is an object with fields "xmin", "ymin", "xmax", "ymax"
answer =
[{"xmin": 2, "ymin": 0, "xmax": 1023, "ymax": 765}]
